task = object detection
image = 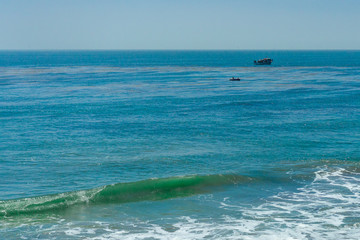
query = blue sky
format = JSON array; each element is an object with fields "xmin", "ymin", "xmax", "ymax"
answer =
[{"xmin": 1, "ymin": 0, "xmax": 359, "ymax": 50}]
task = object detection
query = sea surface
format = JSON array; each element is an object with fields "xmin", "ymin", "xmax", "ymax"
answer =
[{"xmin": 1, "ymin": 50, "xmax": 360, "ymax": 239}]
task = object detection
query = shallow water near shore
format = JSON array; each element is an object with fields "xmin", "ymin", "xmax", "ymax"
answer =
[{"xmin": 1, "ymin": 51, "xmax": 360, "ymax": 239}]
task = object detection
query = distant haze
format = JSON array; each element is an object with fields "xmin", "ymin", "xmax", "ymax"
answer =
[{"xmin": 1, "ymin": 0, "xmax": 360, "ymax": 50}]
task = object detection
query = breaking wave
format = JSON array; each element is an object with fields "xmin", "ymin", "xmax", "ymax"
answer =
[{"xmin": 0, "ymin": 174, "xmax": 251, "ymax": 217}]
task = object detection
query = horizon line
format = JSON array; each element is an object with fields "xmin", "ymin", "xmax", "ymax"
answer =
[{"xmin": 0, "ymin": 49, "xmax": 360, "ymax": 51}]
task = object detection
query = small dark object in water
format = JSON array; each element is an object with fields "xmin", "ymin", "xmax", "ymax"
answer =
[
  {"xmin": 254, "ymin": 58, "xmax": 273, "ymax": 65},
  {"xmin": 230, "ymin": 77, "xmax": 241, "ymax": 81}
]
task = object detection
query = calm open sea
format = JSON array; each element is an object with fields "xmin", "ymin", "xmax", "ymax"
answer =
[{"xmin": 1, "ymin": 51, "xmax": 360, "ymax": 239}]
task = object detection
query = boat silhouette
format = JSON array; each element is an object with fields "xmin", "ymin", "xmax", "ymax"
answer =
[{"xmin": 254, "ymin": 58, "xmax": 273, "ymax": 65}]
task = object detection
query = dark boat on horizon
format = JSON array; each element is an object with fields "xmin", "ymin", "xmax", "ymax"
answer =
[{"xmin": 254, "ymin": 58, "xmax": 273, "ymax": 65}]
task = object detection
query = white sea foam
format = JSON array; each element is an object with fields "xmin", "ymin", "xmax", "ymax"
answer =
[{"xmin": 220, "ymin": 167, "xmax": 360, "ymax": 239}]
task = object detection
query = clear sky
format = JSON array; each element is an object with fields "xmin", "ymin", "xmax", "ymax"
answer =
[{"xmin": 1, "ymin": 0, "xmax": 359, "ymax": 50}]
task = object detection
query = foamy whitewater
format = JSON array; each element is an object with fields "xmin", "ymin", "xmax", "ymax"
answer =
[{"xmin": 1, "ymin": 51, "xmax": 360, "ymax": 239}]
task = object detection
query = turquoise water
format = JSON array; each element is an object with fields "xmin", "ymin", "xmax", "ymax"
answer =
[{"xmin": 1, "ymin": 51, "xmax": 360, "ymax": 239}]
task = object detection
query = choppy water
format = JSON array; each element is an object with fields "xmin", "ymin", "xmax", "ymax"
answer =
[{"xmin": 1, "ymin": 51, "xmax": 360, "ymax": 239}]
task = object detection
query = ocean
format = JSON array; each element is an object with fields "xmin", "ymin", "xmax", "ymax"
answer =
[{"xmin": 1, "ymin": 50, "xmax": 360, "ymax": 239}]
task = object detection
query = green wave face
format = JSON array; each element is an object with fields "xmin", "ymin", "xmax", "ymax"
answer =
[{"xmin": 0, "ymin": 175, "xmax": 251, "ymax": 217}]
